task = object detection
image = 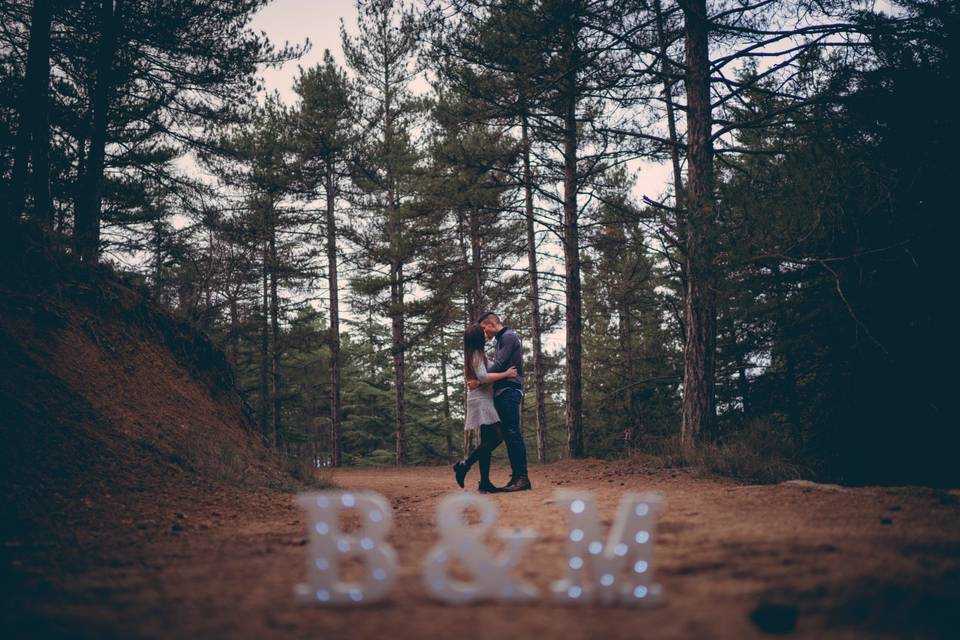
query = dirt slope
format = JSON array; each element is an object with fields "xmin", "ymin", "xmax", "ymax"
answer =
[
  {"xmin": 0, "ymin": 234, "xmax": 291, "ymax": 635},
  {"xmin": 0, "ymin": 235, "xmax": 287, "ymax": 493},
  {"xmin": 6, "ymin": 461, "xmax": 959, "ymax": 639}
]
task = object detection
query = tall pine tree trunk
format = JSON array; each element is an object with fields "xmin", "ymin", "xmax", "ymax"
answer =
[
  {"xmin": 269, "ymin": 201, "xmax": 282, "ymax": 451},
  {"xmin": 228, "ymin": 293, "xmax": 240, "ymax": 368},
  {"xmin": 152, "ymin": 222, "xmax": 164, "ymax": 304},
  {"xmin": 562, "ymin": 34, "xmax": 585, "ymax": 460},
  {"xmin": 467, "ymin": 206, "xmax": 486, "ymax": 457},
  {"xmin": 325, "ymin": 170, "xmax": 343, "ymax": 467},
  {"xmin": 259, "ymin": 229, "xmax": 271, "ymax": 442},
  {"xmin": 391, "ymin": 256, "xmax": 406, "ymax": 465},
  {"xmin": 679, "ymin": 0, "xmax": 718, "ymax": 461},
  {"xmin": 8, "ymin": 0, "xmax": 54, "ymax": 227},
  {"xmin": 456, "ymin": 212, "xmax": 479, "ymax": 458},
  {"xmin": 28, "ymin": 0, "xmax": 53, "ymax": 229},
  {"xmin": 735, "ymin": 333, "xmax": 750, "ymax": 416},
  {"xmin": 621, "ymin": 300, "xmax": 635, "ymax": 453},
  {"xmin": 655, "ymin": 0, "xmax": 688, "ymax": 307},
  {"xmin": 388, "ymin": 178, "xmax": 406, "ymax": 464},
  {"xmin": 439, "ymin": 325, "xmax": 453, "ymax": 461},
  {"xmin": 469, "ymin": 206, "xmax": 483, "ymax": 314},
  {"xmin": 72, "ymin": 118, "xmax": 89, "ymax": 232},
  {"xmin": 654, "ymin": 0, "xmax": 684, "ymax": 211},
  {"xmin": 382, "ymin": 63, "xmax": 407, "ymax": 466},
  {"xmin": 521, "ymin": 108, "xmax": 549, "ymax": 464},
  {"xmin": 75, "ymin": 0, "xmax": 122, "ymax": 263}
]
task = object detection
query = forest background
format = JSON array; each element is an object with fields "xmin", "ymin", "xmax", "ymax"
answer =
[{"xmin": 2, "ymin": 0, "xmax": 955, "ymax": 485}]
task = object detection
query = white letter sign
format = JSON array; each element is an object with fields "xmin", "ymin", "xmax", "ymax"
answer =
[
  {"xmin": 551, "ymin": 489, "xmax": 664, "ymax": 606},
  {"xmin": 294, "ymin": 491, "xmax": 397, "ymax": 606},
  {"xmin": 295, "ymin": 489, "xmax": 666, "ymax": 607}
]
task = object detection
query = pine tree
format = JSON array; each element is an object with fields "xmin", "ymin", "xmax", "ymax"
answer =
[
  {"xmin": 417, "ymin": 87, "xmax": 526, "ymax": 456},
  {"xmin": 292, "ymin": 50, "xmax": 356, "ymax": 467},
  {"xmin": 341, "ymin": 0, "xmax": 424, "ymax": 465},
  {"xmin": 7, "ymin": 0, "xmax": 53, "ymax": 227},
  {"xmin": 207, "ymin": 97, "xmax": 309, "ymax": 449}
]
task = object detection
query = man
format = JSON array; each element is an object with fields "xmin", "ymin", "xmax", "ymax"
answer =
[{"xmin": 468, "ymin": 311, "xmax": 531, "ymax": 492}]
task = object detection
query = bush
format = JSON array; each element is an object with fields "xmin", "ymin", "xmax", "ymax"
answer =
[
  {"xmin": 695, "ymin": 417, "xmax": 810, "ymax": 484},
  {"xmin": 626, "ymin": 433, "xmax": 684, "ymax": 470},
  {"xmin": 285, "ymin": 455, "xmax": 336, "ymax": 489},
  {"xmin": 349, "ymin": 448, "xmax": 396, "ymax": 467}
]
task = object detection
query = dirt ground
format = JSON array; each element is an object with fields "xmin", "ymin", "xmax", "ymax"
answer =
[{"xmin": 5, "ymin": 460, "xmax": 960, "ymax": 639}]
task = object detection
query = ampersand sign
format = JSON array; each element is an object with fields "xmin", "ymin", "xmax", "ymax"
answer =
[{"xmin": 422, "ymin": 492, "xmax": 538, "ymax": 603}]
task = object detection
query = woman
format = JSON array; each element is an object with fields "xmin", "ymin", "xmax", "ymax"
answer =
[{"xmin": 453, "ymin": 323, "xmax": 517, "ymax": 492}]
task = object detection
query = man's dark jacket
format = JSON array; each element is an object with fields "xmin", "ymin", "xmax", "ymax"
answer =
[{"xmin": 488, "ymin": 326, "xmax": 523, "ymax": 396}]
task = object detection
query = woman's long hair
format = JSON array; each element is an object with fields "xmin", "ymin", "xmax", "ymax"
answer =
[{"xmin": 463, "ymin": 323, "xmax": 487, "ymax": 381}]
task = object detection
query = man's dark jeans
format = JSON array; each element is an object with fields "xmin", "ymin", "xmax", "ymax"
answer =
[{"xmin": 494, "ymin": 387, "xmax": 527, "ymax": 479}]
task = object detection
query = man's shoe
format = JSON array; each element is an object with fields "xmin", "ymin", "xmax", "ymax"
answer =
[
  {"xmin": 453, "ymin": 461, "xmax": 468, "ymax": 488},
  {"xmin": 478, "ymin": 481, "xmax": 500, "ymax": 494},
  {"xmin": 500, "ymin": 476, "xmax": 532, "ymax": 492}
]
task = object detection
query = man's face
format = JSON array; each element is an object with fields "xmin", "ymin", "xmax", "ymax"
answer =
[{"xmin": 480, "ymin": 319, "xmax": 499, "ymax": 340}]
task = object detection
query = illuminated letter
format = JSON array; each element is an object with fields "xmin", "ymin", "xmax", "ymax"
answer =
[
  {"xmin": 551, "ymin": 489, "xmax": 664, "ymax": 605},
  {"xmin": 294, "ymin": 491, "xmax": 397, "ymax": 605}
]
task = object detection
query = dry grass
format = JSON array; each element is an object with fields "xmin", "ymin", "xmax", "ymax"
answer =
[
  {"xmin": 625, "ymin": 420, "xmax": 810, "ymax": 484},
  {"xmin": 284, "ymin": 455, "xmax": 337, "ymax": 490}
]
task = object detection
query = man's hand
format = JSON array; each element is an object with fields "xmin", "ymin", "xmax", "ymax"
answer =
[
  {"xmin": 506, "ymin": 366, "xmax": 518, "ymax": 378},
  {"xmin": 467, "ymin": 379, "xmax": 480, "ymax": 391}
]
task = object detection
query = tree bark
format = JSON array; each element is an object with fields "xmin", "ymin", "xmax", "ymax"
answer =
[
  {"xmin": 735, "ymin": 340, "xmax": 750, "ymax": 416},
  {"xmin": 152, "ymin": 221, "xmax": 163, "ymax": 304},
  {"xmin": 469, "ymin": 206, "xmax": 483, "ymax": 315},
  {"xmin": 679, "ymin": 0, "xmax": 718, "ymax": 461},
  {"xmin": 258, "ymin": 219, "xmax": 271, "ymax": 442},
  {"xmin": 325, "ymin": 169, "xmax": 343, "ymax": 467},
  {"xmin": 456, "ymin": 213, "xmax": 479, "ymax": 458},
  {"xmin": 562, "ymin": 28, "xmax": 585, "ymax": 460},
  {"xmin": 8, "ymin": 0, "xmax": 54, "ymax": 227},
  {"xmin": 75, "ymin": 0, "xmax": 123, "ymax": 263},
  {"xmin": 28, "ymin": 0, "xmax": 53, "ymax": 227},
  {"xmin": 521, "ymin": 108, "xmax": 549, "ymax": 464},
  {"xmin": 655, "ymin": 0, "xmax": 689, "ymax": 314},
  {"xmin": 228, "ymin": 293, "xmax": 240, "ymax": 369},
  {"xmin": 654, "ymin": 0, "xmax": 684, "ymax": 211},
  {"xmin": 269, "ymin": 200, "xmax": 282, "ymax": 451},
  {"xmin": 388, "ymin": 179, "xmax": 406, "ymax": 465},
  {"xmin": 380, "ymin": 56, "xmax": 407, "ymax": 466},
  {"xmin": 391, "ymin": 255, "xmax": 406, "ymax": 465},
  {"xmin": 439, "ymin": 325, "xmax": 453, "ymax": 461},
  {"xmin": 621, "ymin": 299, "xmax": 635, "ymax": 453}
]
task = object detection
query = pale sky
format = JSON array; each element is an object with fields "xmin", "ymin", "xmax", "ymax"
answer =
[{"xmin": 251, "ymin": 0, "xmax": 358, "ymax": 104}]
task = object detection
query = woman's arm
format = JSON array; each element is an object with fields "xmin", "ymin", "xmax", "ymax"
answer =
[
  {"xmin": 473, "ymin": 356, "xmax": 516, "ymax": 385},
  {"xmin": 485, "ymin": 368, "xmax": 517, "ymax": 383}
]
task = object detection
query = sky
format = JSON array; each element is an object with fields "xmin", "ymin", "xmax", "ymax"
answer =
[{"xmin": 250, "ymin": 0, "xmax": 358, "ymax": 104}]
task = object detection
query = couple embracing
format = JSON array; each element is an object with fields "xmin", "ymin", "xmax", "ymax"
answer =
[{"xmin": 452, "ymin": 312, "xmax": 532, "ymax": 493}]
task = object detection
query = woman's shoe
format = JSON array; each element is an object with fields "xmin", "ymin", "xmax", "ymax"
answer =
[
  {"xmin": 478, "ymin": 481, "xmax": 500, "ymax": 494},
  {"xmin": 453, "ymin": 461, "xmax": 468, "ymax": 488}
]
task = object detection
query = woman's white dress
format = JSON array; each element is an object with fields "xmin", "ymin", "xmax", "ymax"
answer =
[{"xmin": 465, "ymin": 354, "xmax": 501, "ymax": 431}]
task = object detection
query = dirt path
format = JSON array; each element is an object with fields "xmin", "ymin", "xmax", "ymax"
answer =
[{"xmin": 8, "ymin": 461, "xmax": 960, "ymax": 639}]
